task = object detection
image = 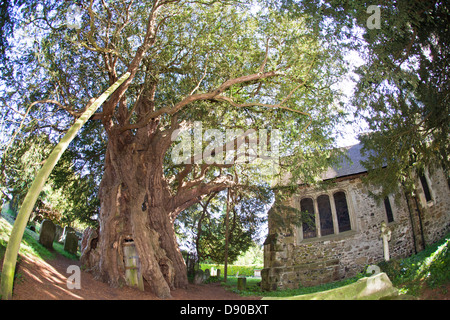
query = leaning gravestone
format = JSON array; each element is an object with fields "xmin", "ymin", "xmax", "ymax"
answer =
[
  {"xmin": 64, "ymin": 231, "xmax": 79, "ymax": 255},
  {"xmin": 39, "ymin": 219, "xmax": 56, "ymax": 249},
  {"xmin": 59, "ymin": 226, "xmax": 75, "ymax": 243}
]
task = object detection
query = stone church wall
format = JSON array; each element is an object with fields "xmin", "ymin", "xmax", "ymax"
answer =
[{"xmin": 262, "ymin": 167, "xmax": 450, "ymax": 291}]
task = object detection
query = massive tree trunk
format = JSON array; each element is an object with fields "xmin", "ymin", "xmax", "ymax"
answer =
[
  {"xmin": 82, "ymin": 127, "xmax": 188, "ymax": 298},
  {"xmin": 77, "ymin": 3, "xmax": 276, "ymax": 297}
]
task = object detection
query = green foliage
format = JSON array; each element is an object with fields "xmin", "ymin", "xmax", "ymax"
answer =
[
  {"xmin": 230, "ymin": 272, "xmax": 365, "ymax": 297},
  {"xmin": 0, "ymin": 128, "xmax": 99, "ymax": 228},
  {"xmin": 0, "ymin": 0, "xmax": 36, "ymax": 61},
  {"xmin": 199, "ymin": 243, "xmax": 263, "ymax": 277},
  {"xmin": 1, "ymin": 0, "xmax": 351, "ymax": 204},
  {"xmin": 0, "ymin": 216, "xmax": 54, "ymax": 261},
  {"xmin": 1, "ymin": 216, "xmax": 79, "ymax": 265},
  {"xmin": 378, "ymin": 233, "xmax": 450, "ymax": 296},
  {"xmin": 282, "ymin": 0, "xmax": 449, "ymax": 197},
  {"xmin": 355, "ymin": 0, "xmax": 448, "ymax": 196},
  {"xmin": 2, "ymin": 0, "xmax": 350, "ymax": 185},
  {"xmin": 234, "ymin": 243, "xmax": 263, "ymax": 265},
  {"xmin": 1, "ymin": 132, "xmax": 53, "ymax": 205},
  {"xmin": 1, "ymin": 2, "xmax": 353, "ymax": 292},
  {"xmin": 177, "ymin": 184, "xmax": 271, "ymax": 264}
]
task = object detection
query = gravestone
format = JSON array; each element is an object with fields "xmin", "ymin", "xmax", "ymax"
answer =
[
  {"xmin": 216, "ymin": 269, "xmax": 221, "ymax": 278},
  {"xmin": 237, "ymin": 277, "xmax": 247, "ymax": 290},
  {"xmin": 59, "ymin": 226, "xmax": 75, "ymax": 243},
  {"xmin": 64, "ymin": 231, "xmax": 79, "ymax": 255},
  {"xmin": 39, "ymin": 219, "xmax": 56, "ymax": 249},
  {"xmin": 204, "ymin": 269, "xmax": 210, "ymax": 281},
  {"xmin": 193, "ymin": 269, "xmax": 205, "ymax": 285}
]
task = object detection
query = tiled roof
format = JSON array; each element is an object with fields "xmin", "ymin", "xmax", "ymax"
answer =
[{"xmin": 320, "ymin": 143, "xmax": 369, "ymax": 180}]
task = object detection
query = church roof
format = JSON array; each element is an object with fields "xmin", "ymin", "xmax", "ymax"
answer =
[
  {"xmin": 274, "ymin": 143, "xmax": 374, "ymax": 187},
  {"xmin": 320, "ymin": 143, "xmax": 369, "ymax": 180}
]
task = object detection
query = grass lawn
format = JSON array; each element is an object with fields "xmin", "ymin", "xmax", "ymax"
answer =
[
  {"xmin": 379, "ymin": 232, "xmax": 449, "ymax": 296},
  {"xmin": 0, "ymin": 216, "xmax": 79, "ymax": 263},
  {"xmin": 219, "ymin": 274, "xmax": 365, "ymax": 298}
]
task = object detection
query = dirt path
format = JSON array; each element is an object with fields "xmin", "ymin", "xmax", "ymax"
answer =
[{"xmin": 11, "ymin": 253, "xmax": 261, "ymax": 300}]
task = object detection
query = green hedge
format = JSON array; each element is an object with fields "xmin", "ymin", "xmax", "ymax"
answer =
[{"xmin": 200, "ymin": 264, "xmax": 263, "ymax": 277}]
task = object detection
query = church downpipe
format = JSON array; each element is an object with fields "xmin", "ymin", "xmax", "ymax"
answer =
[{"xmin": 123, "ymin": 240, "xmax": 145, "ymax": 291}]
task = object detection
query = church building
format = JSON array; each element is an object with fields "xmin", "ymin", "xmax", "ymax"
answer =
[{"xmin": 261, "ymin": 144, "xmax": 450, "ymax": 291}]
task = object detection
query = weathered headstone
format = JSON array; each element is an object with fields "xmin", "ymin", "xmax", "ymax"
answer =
[
  {"xmin": 216, "ymin": 269, "xmax": 221, "ymax": 278},
  {"xmin": 237, "ymin": 277, "xmax": 247, "ymax": 290},
  {"xmin": 193, "ymin": 269, "xmax": 205, "ymax": 284},
  {"xmin": 39, "ymin": 219, "xmax": 56, "ymax": 249},
  {"xmin": 186, "ymin": 257, "xmax": 195, "ymax": 276},
  {"xmin": 64, "ymin": 231, "xmax": 79, "ymax": 255},
  {"xmin": 204, "ymin": 269, "xmax": 210, "ymax": 281},
  {"xmin": 59, "ymin": 226, "xmax": 75, "ymax": 243}
]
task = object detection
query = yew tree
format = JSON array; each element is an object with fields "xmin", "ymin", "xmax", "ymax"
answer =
[{"xmin": 1, "ymin": 0, "xmax": 348, "ymax": 298}]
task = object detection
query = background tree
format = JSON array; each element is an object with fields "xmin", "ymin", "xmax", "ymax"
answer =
[
  {"xmin": 177, "ymin": 184, "xmax": 270, "ymax": 264},
  {"xmin": 353, "ymin": 0, "xmax": 449, "ymax": 198},
  {"xmin": 0, "ymin": 121, "xmax": 101, "ymax": 228},
  {"xmin": 283, "ymin": 0, "xmax": 449, "ymax": 198},
  {"xmin": 1, "ymin": 0, "xmax": 350, "ymax": 298}
]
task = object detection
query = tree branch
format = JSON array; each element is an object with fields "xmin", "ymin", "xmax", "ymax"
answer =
[
  {"xmin": 118, "ymin": 70, "xmax": 281, "ymax": 133},
  {"xmin": 102, "ymin": 1, "xmax": 166, "ymax": 130},
  {"xmin": 170, "ymin": 175, "xmax": 235, "ymax": 220}
]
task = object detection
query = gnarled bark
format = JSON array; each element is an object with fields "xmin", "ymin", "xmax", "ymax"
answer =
[{"xmin": 81, "ymin": 129, "xmax": 189, "ymax": 298}]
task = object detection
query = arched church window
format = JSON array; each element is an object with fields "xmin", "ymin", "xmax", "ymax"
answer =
[
  {"xmin": 384, "ymin": 197, "xmax": 394, "ymax": 223},
  {"xmin": 317, "ymin": 195, "xmax": 334, "ymax": 236},
  {"xmin": 333, "ymin": 191, "xmax": 351, "ymax": 232},
  {"xmin": 300, "ymin": 198, "xmax": 316, "ymax": 239},
  {"xmin": 419, "ymin": 174, "xmax": 432, "ymax": 202}
]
